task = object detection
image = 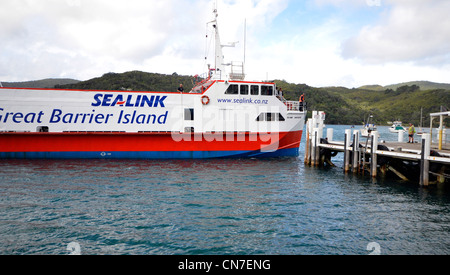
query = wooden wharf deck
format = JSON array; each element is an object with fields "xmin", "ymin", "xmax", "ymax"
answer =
[{"xmin": 304, "ymin": 111, "xmax": 450, "ymax": 186}]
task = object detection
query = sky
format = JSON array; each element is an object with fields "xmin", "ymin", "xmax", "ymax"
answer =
[{"xmin": 1, "ymin": 0, "xmax": 450, "ymax": 88}]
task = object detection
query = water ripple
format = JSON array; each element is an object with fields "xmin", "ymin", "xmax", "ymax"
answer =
[{"xmin": 1, "ymin": 127, "xmax": 450, "ymax": 254}]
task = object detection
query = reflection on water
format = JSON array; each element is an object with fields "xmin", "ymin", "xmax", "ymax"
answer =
[{"xmin": 0, "ymin": 125, "xmax": 450, "ymax": 255}]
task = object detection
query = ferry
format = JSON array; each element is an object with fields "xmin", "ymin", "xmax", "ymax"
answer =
[{"xmin": 0, "ymin": 9, "xmax": 306, "ymax": 159}]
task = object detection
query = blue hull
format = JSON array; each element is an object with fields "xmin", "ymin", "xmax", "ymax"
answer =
[{"xmin": 0, "ymin": 148, "xmax": 299, "ymax": 159}]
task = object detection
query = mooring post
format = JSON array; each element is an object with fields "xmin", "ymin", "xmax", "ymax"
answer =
[
  {"xmin": 344, "ymin": 129, "xmax": 352, "ymax": 173},
  {"xmin": 327, "ymin": 128, "xmax": 334, "ymax": 142},
  {"xmin": 308, "ymin": 119, "xmax": 313, "ymax": 165},
  {"xmin": 310, "ymin": 122, "xmax": 313, "ymax": 165},
  {"xmin": 398, "ymin": 130, "xmax": 404, "ymax": 143},
  {"xmin": 370, "ymin": 131, "xmax": 379, "ymax": 178},
  {"xmin": 315, "ymin": 128, "xmax": 321, "ymax": 167},
  {"xmin": 444, "ymin": 128, "xmax": 447, "ymax": 148},
  {"xmin": 352, "ymin": 130, "xmax": 360, "ymax": 174},
  {"xmin": 304, "ymin": 119, "xmax": 311, "ymax": 165},
  {"xmin": 307, "ymin": 111, "xmax": 325, "ymax": 167},
  {"xmin": 438, "ymin": 116, "xmax": 444, "ymax": 150},
  {"xmin": 420, "ymin": 133, "xmax": 431, "ymax": 186},
  {"xmin": 316, "ymin": 117, "xmax": 325, "ymax": 167},
  {"xmin": 352, "ymin": 132, "xmax": 356, "ymax": 173},
  {"xmin": 311, "ymin": 128, "xmax": 318, "ymax": 167}
]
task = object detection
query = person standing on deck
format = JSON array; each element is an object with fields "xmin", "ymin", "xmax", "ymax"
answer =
[
  {"xmin": 299, "ymin": 93, "xmax": 305, "ymax": 111},
  {"xmin": 408, "ymin": 123, "xmax": 416, "ymax": 143}
]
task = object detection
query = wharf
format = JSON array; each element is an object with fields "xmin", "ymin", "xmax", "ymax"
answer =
[{"xmin": 304, "ymin": 111, "xmax": 450, "ymax": 186}]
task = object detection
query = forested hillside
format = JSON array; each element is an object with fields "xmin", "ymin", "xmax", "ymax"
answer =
[
  {"xmin": 55, "ymin": 71, "xmax": 194, "ymax": 92},
  {"xmin": 275, "ymin": 81, "xmax": 367, "ymax": 125},
  {"xmin": 2, "ymin": 78, "xmax": 79, "ymax": 88},
  {"xmin": 276, "ymin": 80, "xmax": 449, "ymax": 126}
]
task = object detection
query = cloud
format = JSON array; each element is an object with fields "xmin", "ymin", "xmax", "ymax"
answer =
[
  {"xmin": 0, "ymin": 0, "xmax": 213, "ymax": 81},
  {"xmin": 0, "ymin": 0, "xmax": 290, "ymax": 82},
  {"xmin": 1, "ymin": 0, "xmax": 449, "ymax": 88},
  {"xmin": 314, "ymin": 0, "xmax": 379, "ymax": 8},
  {"xmin": 341, "ymin": 0, "xmax": 450, "ymax": 65}
]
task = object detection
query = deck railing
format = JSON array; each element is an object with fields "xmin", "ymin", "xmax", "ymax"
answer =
[{"xmin": 284, "ymin": 100, "xmax": 306, "ymax": 112}]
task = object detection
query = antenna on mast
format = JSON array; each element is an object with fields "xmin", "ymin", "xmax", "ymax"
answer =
[
  {"xmin": 205, "ymin": 1, "xmax": 246, "ymax": 81},
  {"xmin": 207, "ymin": 4, "xmax": 225, "ymax": 79},
  {"xmin": 244, "ymin": 19, "xmax": 247, "ymax": 65}
]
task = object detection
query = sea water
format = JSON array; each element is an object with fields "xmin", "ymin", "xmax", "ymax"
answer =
[{"xmin": 0, "ymin": 125, "xmax": 449, "ymax": 255}]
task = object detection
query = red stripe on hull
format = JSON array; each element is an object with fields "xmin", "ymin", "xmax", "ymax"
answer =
[{"xmin": 0, "ymin": 131, "xmax": 302, "ymax": 153}]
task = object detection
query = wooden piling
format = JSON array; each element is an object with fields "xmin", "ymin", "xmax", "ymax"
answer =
[
  {"xmin": 304, "ymin": 112, "xmax": 326, "ymax": 167},
  {"xmin": 304, "ymin": 119, "xmax": 311, "ymax": 165},
  {"xmin": 344, "ymin": 129, "xmax": 351, "ymax": 174},
  {"xmin": 437, "ymin": 166, "xmax": 446, "ymax": 184},
  {"xmin": 420, "ymin": 133, "xmax": 431, "ymax": 186},
  {"xmin": 343, "ymin": 132, "xmax": 348, "ymax": 173},
  {"xmin": 308, "ymin": 120, "xmax": 313, "ymax": 166},
  {"xmin": 371, "ymin": 131, "xmax": 379, "ymax": 178},
  {"xmin": 380, "ymin": 165, "xmax": 387, "ymax": 178},
  {"xmin": 327, "ymin": 128, "xmax": 334, "ymax": 142},
  {"xmin": 439, "ymin": 115, "xmax": 444, "ymax": 150},
  {"xmin": 315, "ymin": 128, "xmax": 320, "ymax": 167},
  {"xmin": 352, "ymin": 130, "xmax": 360, "ymax": 174},
  {"xmin": 311, "ymin": 128, "xmax": 317, "ymax": 167}
]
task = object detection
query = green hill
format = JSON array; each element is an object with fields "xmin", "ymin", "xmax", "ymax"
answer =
[
  {"xmin": 360, "ymin": 81, "xmax": 450, "ymax": 91},
  {"xmin": 55, "ymin": 71, "xmax": 194, "ymax": 92},
  {"xmin": 385, "ymin": 81, "xmax": 450, "ymax": 91},
  {"xmin": 1, "ymin": 78, "xmax": 79, "ymax": 88},
  {"xmin": 312, "ymin": 85, "xmax": 449, "ymax": 126},
  {"xmin": 275, "ymin": 81, "xmax": 367, "ymax": 125},
  {"xmin": 276, "ymin": 80, "xmax": 449, "ymax": 126},
  {"xmin": 358, "ymin": 85, "xmax": 384, "ymax": 91}
]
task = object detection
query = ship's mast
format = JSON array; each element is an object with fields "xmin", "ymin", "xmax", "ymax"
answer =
[
  {"xmin": 207, "ymin": 6, "xmax": 244, "ymax": 81},
  {"xmin": 210, "ymin": 8, "xmax": 225, "ymax": 79}
]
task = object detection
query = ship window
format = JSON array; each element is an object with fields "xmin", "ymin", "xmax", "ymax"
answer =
[
  {"xmin": 267, "ymin": 113, "xmax": 275, "ymax": 121},
  {"xmin": 240, "ymin": 85, "xmax": 249, "ymax": 95},
  {"xmin": 256, "ymin": 113, "xmax": 265, "ymax": 121},
  {"xmin": 256, "ymin": 113, "xmax": 285, "ymax": 122},
  {"xmin": 225, "ymin": 84, "xmax": 239, "ymax": 95},
  {"xmin": 184, "ymin": 108, "xmax": 194, "ymax": 121},
  {"xmin": 261, "ymin": 85, "xmax": 273, "ymax": 96},
  {"xmin": 251, "ymin": 85, "xmax": 259, "ymax": 95}
]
